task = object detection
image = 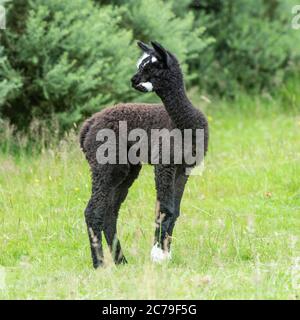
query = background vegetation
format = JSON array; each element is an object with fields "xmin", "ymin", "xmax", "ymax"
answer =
[
  {"xmin": 0, "ymin": 0, "xmax": 299, "ymax": 131},
  {"xmin": 0, "ymin": 0, "xmax": 299, "ymax": 299}
]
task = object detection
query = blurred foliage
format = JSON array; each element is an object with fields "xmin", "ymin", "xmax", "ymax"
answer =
[
  {"xmin": 0, "ymin": 0, "xmax": 211, "ymax": 130},
  {"xmin": 170, "ymin": 0, "xmax": 300, "ymax": 96},
  {"xmin": 0, "ymin": 0, "xmax": 299, "ymax": 131},
  {"xmin": 0, "ymin": 0, "xmax": 136, "ymax": 130}
]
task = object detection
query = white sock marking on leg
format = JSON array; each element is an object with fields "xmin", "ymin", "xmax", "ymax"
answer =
[{"xmin": 150, "ymin": 243, "xmax": 172, "ymax": 263}]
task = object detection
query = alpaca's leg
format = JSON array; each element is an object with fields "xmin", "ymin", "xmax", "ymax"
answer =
[
  {"xmin": 152, "ymin": 165, "xmax": 176, "ymax": 261},
  {"xmin": 103, "ymin": 164, "xmax": 141, "ymax": 265},
  {"xmin": 167, "ymin": 168, "xmax": 188, "ymax": 248},
  {"xmin": 84, "ymin": 164, "xmax": 130, "ymax": 268},
  {"xmin": 85, "ymin": 193, "xmax": 107, "ymax": 268}
]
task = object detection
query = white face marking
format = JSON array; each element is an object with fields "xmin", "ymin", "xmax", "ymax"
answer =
[
  {"xmin": 136, "ymin": 53, "xmax": 158, "ymax": 92},
  {"xmin": 150, "ymin": 243, "xmax": 172, "ymax": 263},
  {"xmin": 139, "ymin": 81, "xmax": 153, "ymax": 92},
  {"xmin": 137, "ymin": 53, "xmax": 150, "ymax": 68},
  {"xmin": 136, "ymin": 53, "xmax": 158, "ymax": 69}
]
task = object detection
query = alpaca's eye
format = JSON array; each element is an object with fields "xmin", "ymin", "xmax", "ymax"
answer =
[
  {"xmin": 143, "ymin": 64, "xmax": 152, "ymax": 73},
  {"xmin": 153, "ymin": 61, "xmax": 163, "ymax": 69}
]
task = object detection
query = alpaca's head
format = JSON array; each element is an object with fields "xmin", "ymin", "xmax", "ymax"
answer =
[{"xmin": 131, "ymin": 41, "xmax": 183, "ymax": 95}]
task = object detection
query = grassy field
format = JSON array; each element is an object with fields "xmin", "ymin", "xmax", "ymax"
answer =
[{"xmin": 0, "ymin": 96, "xmax": 299, "ymax": 299}]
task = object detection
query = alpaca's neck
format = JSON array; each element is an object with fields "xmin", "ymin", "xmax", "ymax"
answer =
[{"xmin": 158, "ymin": 85, "xmax": 197, "ymax": 129}]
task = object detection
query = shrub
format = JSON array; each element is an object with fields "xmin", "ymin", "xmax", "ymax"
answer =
[
  {"xmin": 0, "ymin": 0, "xmax": 139, "ymax": 130},
  {"xmin": 0, "ymin": 0, "xmax": 298, "ymax": 134},
  {"xmin": 97, "ymin": 0, "xmax": 300, "ymax": 98},
  {"xmin": 186, "ymin": 0, "xmax": 300, "ymax": 96},
  {"xmin": 118, "ymin": 0, "xmax": 213, "ymax": 80},
  {"xmin": 0, "ymin": 0, "xmax": 211, "ymax": 131}
]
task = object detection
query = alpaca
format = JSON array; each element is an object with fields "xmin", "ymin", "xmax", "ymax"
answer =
[{"xmin": 80, "ymin": 41, "xmax": 209, "ymax": 268}]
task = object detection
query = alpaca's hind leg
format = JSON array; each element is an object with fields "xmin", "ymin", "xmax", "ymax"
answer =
[
  {"xmin": 84, "ymin": 164, "xmax": 130, "ymax": 268},
  {"xmin": 85, "ymin": 194, "xmax": 107, "ymax": 268},
  {"xmin": 152, "ymin": 165, "xmax": 176, "ymax": 261},
  {"xmin": 103, "ymin": 164, "xmax": 141, "ymax": 265}
]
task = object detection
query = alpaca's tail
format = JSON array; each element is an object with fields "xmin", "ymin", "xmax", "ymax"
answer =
[{"xmin": 79, "ymin": 117, "xmax": 95, "ymax": 154}]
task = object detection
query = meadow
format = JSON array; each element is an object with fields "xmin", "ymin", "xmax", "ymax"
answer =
[{"xmin": 0, "ymin": 95, "xmax": 299, "ymax": 299}]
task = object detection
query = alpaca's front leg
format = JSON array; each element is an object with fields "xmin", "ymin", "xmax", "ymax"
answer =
[
  {"xmin": 151, "ymin": 200, "xmax": 173, "ymax": 262},
  {"xmin": 152, "ymin": 165, "xmax": 176, "ymax": 262},
  {"xmin": 167, "ymin": 170, "xmax": 188, "ymax": 238}
]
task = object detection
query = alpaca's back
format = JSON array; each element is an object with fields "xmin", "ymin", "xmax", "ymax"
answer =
[{"xmin": 80, "ymin": 103, "xmax": 173, "ymax": 163}]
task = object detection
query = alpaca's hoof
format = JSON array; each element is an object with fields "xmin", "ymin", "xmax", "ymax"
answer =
[
  {"xmin": 116, "ymin": 255, "xmax": 128, "ymax": 265},
  {"xmin": 93, "ymin": 261, "xmax": 104, "ymax": 269},
  {"xmin": 150, "ymin": 243, "xmax": 172, "ymax": 263}
]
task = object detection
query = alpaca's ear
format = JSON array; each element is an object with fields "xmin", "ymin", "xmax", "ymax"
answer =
[
  {"xmin": 137, "ymin": 41, "xmax": 153, "ymax": 53},
  {"xmin": 151, "ymin": 41, "xmax": 171, "ymax": 68}
]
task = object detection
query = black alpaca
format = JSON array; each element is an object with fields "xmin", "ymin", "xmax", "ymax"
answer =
[{"xmin": 80, "ymin": 41, "xmax": 209, "ymax": 268}]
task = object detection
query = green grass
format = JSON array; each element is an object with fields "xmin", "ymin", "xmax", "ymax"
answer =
[{"xmin": 0, "ymin": 97, "xmax": 299, "ymax": 299}]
